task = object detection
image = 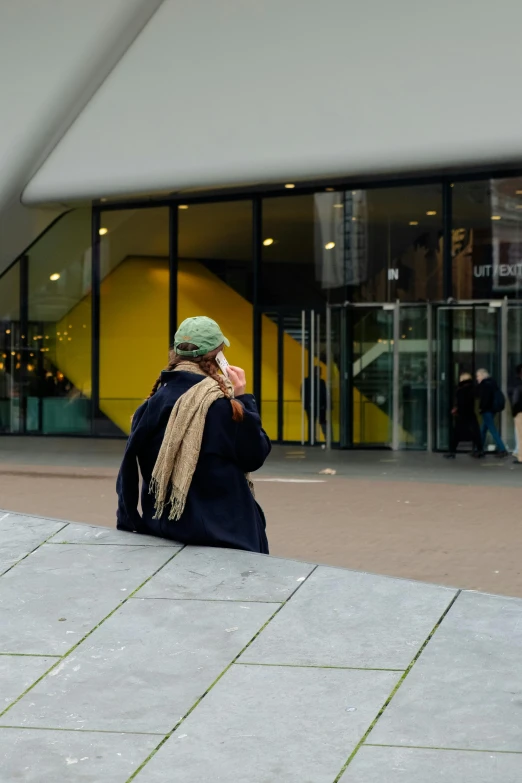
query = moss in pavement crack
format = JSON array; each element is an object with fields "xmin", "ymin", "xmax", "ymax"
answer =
[
  {"xmin": 124, "ymin": 564, "xmax": 319, "ymax": 782},
  {"xmin": 0, "ymin": 548, "xmax": 183, "ymax": 720},
  {"xmin": 332, "ymin": 589, "xmax": 462, "ymax": 782}
]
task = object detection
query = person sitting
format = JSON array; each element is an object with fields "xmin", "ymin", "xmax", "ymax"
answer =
[{"xmin": 116, "ymin": 316, "xmax": 270, "ymax": 553}]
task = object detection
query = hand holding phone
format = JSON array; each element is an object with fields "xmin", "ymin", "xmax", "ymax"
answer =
[
  {"xmin": 227, "ymin": 365, "xmax": 246, "ymax": 397},
  {"xmin": 215, "ymin": 351, "xmax": 229, "ymax": 377}
]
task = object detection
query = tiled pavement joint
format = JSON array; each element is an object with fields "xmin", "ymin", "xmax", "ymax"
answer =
[
  {"xmin": 0, "ymin": 521, "xmax": 69, "ymax": 577},
  {"xmin": 47, "ymin": 541, "xmax": 171, "ymax": 546},
  {"xmin": 0, "ymin": 547, "xmax": 185, "ymax": 721},
  {"xmin": 331, "ymin": 589, "xmax": 462, "ymax": 782},
  {"xmin": 235, "ymin": 661, "xmax": 406, "ymax": 672},
  {"xmin": 0, "ymin": 653, "xmax": 62, "ymax": 659},
  {"xmin": 130, "ymin": 596, "xmax": 284, "ymax": 604},
  {"xmin": 0, "ymin": 725, "xmax": 164, "ymax": 736},
  {"xmin": 365, "ymin": 743, "xmax": 522, "ymax": 756},
  {"xmin": 124, "ymin": 564, "xmax": 319, "ymax": 782}
]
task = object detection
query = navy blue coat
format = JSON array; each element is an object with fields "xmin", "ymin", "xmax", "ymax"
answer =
[{"xmin": 116, "ymin": 371, "xmax": 270, "ymax": 554}]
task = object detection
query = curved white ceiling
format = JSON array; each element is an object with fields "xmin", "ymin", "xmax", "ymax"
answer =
[
  {"xmin": 0, "ymin": 0, "xmax": 163, "ymax": 271},
  {"xmin": 24, "ymin": 0, "xmax": 522, "ymax": 205}
]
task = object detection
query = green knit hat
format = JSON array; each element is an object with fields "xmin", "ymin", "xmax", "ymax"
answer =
[{"xmin": 174, "ymin": 316, "xmax": 230, "ymax": 357}]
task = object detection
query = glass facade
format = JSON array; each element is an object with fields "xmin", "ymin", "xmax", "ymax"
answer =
[
  {"xmin": 28, "ymin": 209, "xmax": 92, "ymax": 435},
  {"xmin": 0, "ymin": 263, "xmax": 21, "ymax": 433},
  {"xmin": 1, "ymin": 174, "xmax": 522, "ymax": 449},
  {"xmin": 178, "ymin": 200, "xmax": 254, "ymax": 397},
  {"xmin": 98, "ymin": 207, "xmax": 170, "ymax": 434},
  {"xmin": 260, "ymin": 185, "xmax": 443, "ymax": 308},
  {"xmin": 452, "ymin": 177, "xmax": 522, "ymax": 299}
]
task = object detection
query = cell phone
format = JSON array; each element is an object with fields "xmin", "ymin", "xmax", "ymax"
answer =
[{"xmin": 215, "ymin": 351, "xmax": 229, "ymax": 377}]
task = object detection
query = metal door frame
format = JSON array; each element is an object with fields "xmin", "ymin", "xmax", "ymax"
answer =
[
  {"xmin": 500, "ymin": 297, "xmax": 522, "ymax": 445},
  {"xmin": 259, "ymin": 307, "xmax": 324, "ymax": 445},
  {"xmin": 501, "ymin": 297, "xmax": 508, "ymax": 443},
  {"xmin": 301, "ymin": 308, "xmax": 323, "ymax": 447}
]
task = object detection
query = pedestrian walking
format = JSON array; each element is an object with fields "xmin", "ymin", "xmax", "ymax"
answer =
[
  {"xmin": 476, "ymin": 368, "xmax": 507, "ymax": 457},
  {"xmin": 116, "ymin": 316, "xmax": 270, "ymax": 553},
  {"xmin": 444, "ymin": 372, "xmax": 483, "ymax": 458},
  {"xmin": 509, "ymin": 363, "xmax": 522, "ymax": 464}
]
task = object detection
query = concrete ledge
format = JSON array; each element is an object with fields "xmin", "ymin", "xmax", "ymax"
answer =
[{"xmin": 0, "ymin": 511, "xmax": 521, "ymax": 782}]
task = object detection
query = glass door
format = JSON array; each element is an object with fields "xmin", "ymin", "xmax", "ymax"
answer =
[
  {"xmin": 506, "ymin": 302, "xmax": 522, "ymax": 452},
  {"xmin": 260, "ymin": 308, "xmax": 325, "ymax": 444},
  {"xmin": 435, "ymin": 304, "xmax": 501, "ymax": 451},
  {"xmin": 398, "ymin": 306, "xmax": 430, "ymax": 449},
  {"xmin": 351, "ymin": 305, "xmax": 395, "ymax": 447},
  {"xmin": 329, "ymin": 303, "xmax": 432, "ymax": 450}
]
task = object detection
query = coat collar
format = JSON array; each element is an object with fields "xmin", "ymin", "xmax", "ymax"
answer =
[{"xmin": 160, "ymin": 369, "xmax": 204, "ymax": 385}]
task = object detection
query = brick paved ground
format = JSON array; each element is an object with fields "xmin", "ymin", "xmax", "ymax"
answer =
[{"xmin": 1, "ymin": 438, "xmax": 521, "ymax": 597}]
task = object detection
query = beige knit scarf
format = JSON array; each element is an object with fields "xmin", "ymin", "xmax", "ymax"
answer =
[{"xmin": 149, "ymin": 362, "xmax": 253, "ymax": 521}]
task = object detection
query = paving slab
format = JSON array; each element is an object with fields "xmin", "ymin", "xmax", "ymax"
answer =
[
  {"xmin": 133, "ymin": 663, "xmax": 400, "ymax": 783},
  {"xmin": 0, "ymin": 544, "xmax": 177, "ymax": 655},
  {"xmin": 340, "ymin": 746, "xmax": 522, "ymax": 782},
  {"xmin": 0, "ymin": 513, "xmax": 65, "ymax": 575},
  {"xmin": 3, "ymin": 598, "xmax": 275, "ymax": 733},
  {"xmin": 240, "ymin": 566, "xmax": 457, "ymax": 669},
  {"xmin": 370, "ymin": 591, "xmax": 522, "ymax": 751},
  {"xmin": 49, "ymin": 523, "xmax": 180, "ymax": 547},
  {"xmin": 137, "ymin": 546, "xmax": 315, "ymax": 602},
  {"xmin": 0, "ymin": 728, "xmax": 158, "ymax": 783},
  {"xmin": 0, "ymin": 655, "xmax": 56, "ymax": 713},
  {"xmin": 1, "ymin": 506, "xmax": 521, "ymax": 780}
]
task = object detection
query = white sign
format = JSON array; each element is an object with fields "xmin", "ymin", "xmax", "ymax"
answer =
[{"xmin": 473, "ymin": 264, "xmax": 522, "ymax": 278}]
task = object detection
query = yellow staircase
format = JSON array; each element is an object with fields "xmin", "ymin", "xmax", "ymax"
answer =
[{"xmin": 50, "ymin": 257, "xmax": 390, "ymax": 442}]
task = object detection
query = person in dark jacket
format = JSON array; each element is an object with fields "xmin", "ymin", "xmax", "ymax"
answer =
[
  {"xmin": 301, "ymin": 367, "xmax": 328, "ymax": 440},
  {"xmin": 116, "ymin": 316, "xmax": 270, "ymax": 553},
  {"xmin": 476, "ymin": 368, "xmax": 507, "ymax": 457},
  {"xmin": 509, "ymin": 363, "xmax": 522, "ymax": 464},
  {"xmin": 444, "ymin": 372, "xmax": 483, "ymax": 458}
]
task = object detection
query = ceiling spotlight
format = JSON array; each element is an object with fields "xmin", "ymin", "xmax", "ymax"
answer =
[
  {"xmin": 426, "ymin": 211, "xmax": 437, "ymax": 216},
  {"xmin": 262, "ymin": 238, "xmax": 274, "ymax": 246},
  {"xmin": 98, "ymin": 227, "xmax": 108, "ymax": 236},
  {"xmin": 49, "ymin": 273, "xmax": 60, "ymax": 281},
  {"xmin": 491, "ymin": 215, "xmax": 502, "ymax": 221},
  {"xmin": 516, "ymin": 190, "xmax": 522, "ymax": 195},
  {"xmin": 409, "ymin": 221, "xmax": 419, "ymax": 226},
  {"xmin": 325, "ymin": 187, "xmax": 335, "ymax": 192},
  {"xmin": 324, "ymin": 241, "xmax": 336, "ymax": 250},
  {"xmin": 178, "ymin": 204, "xmax": 189, "ymax": 209},
  {"xmin": 284, "ymin": 184, "xmax": 295, "ymax": 189}
]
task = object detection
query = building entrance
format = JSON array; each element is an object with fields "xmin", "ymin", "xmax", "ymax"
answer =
[{"xmin": 327, "ymin": 300, "xmax": 518, "ymax": 451}]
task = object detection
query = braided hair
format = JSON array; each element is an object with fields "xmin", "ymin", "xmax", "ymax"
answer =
[{"xmin": 148, "ymin": 343, "xmax": 244, "ymax": 422}]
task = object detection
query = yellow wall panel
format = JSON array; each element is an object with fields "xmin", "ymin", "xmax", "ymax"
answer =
[{"xmin": 50, "ymin": 255, "xmax": 395, "ymax": 443}]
